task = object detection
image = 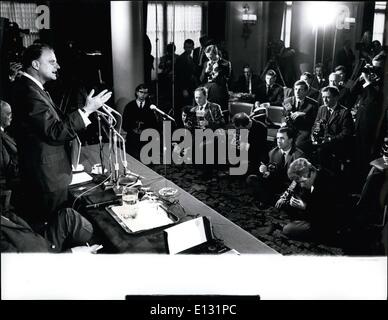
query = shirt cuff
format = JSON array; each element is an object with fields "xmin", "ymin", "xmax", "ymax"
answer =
[
  {"xmin": 78, "ymin": 109, "xmax": 91, "ymax": 127},
  {"xmin": 362, "ymin": 82, "xmax": 371, "ymax": 88}
]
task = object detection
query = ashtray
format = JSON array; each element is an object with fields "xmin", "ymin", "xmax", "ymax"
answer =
[{"xmin": 158, "ymin": 187, "xmax": 179, "ymax": 203}]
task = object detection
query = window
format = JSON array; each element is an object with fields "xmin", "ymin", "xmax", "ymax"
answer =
[
  {"xmin": 147, "ymin": 2, "xmax": 202, "ymax": 79},
  {"xmin": 373, "ymin": 1, "xmax": 387, "ymax": 44},
  {"xmin": 146, "ymin": 2, "xmax": 164, "ymax": 80},
  {"xmin": 280, "ymin": 1, "xmax": 292, "ymax": 48},
  {"xmin": 166, "ymin": 3, "xmax": 202, "ymax": 54},
  {"xmin": 0, "ymin": 1, "xmax": 40, "ymax": 47}
]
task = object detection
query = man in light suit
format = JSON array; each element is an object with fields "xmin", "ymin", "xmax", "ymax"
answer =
[
  {"xmin": 11, "ymin": 43, "xmax": 111, "ymax": 231},
  {"xmin": 282, "ymin": 80, "xmax": 319, "ymax": 155},
  {"xmin": 185, "ymin": 87, "xmax": 225, "ymax": 178}
]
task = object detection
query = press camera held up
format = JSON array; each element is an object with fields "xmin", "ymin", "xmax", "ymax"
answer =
[
  {"xmin": 275, "ymin": 180, "xmax": 297, "ymax": 208},
  {"xmin": 311, "ymin": 119, "xmax": 327, "ymax": 145}
]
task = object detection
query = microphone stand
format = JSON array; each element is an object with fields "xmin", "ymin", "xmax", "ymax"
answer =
[
  {"xmin": 160, "ymin": 115, "xmax": 176, "ymax": 187},
  {"xmin": 103, "ymin": 116, "xmax": 116, "ymax": 190},
  {"xmin": 98, "ymin": 106, "xmax": 144, "ymax": 194},
  {"xmin": 96, "ymin": 114, "xmax": 105, "ymax": 175}
]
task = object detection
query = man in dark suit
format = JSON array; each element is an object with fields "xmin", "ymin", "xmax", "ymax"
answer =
[
  {"xmin": 246, "ymin": 126, "xmax": 304, "ymax": 206},
  {"xmin": 1, "ymin": 207, "xmax": 101, "ymax": 253},
  {"xmin": 335, "ymin": 40, "xmax": 355, "ymax": 80},
  {"xmin": 11, "ymin": 43, "xmax": 112, "ymax": 230},
  {"xmin": 193, "ymin": 35, "xmax": 210, "ymax": 80},
  {"xmin": 300, "ymin": 72, "xmax": 320, "ymax": 101},
  {"xmin": 277, "ymin": 158, "xmax": 344, "ymax": 241},
  {"xmin": 233, "ymin": 64, "xmax": 262, "ymax": 95},
  {"xmin": 282, "ymin": 80, "xmax": 319, "ymax": 155},
  {"xmin": 200, "ymin": 45, "xmax": 231, "ymax": 113},
  {"xmin": 255, "ymin": 69, "xmax": 284, "ymax": 106},
  {"xmin": 354, "ymin": 67, "xmax": 385, "ymax": 185},
  {"xmin": 312, "ymin": 86, "xmax": 354, "ymax": 173},
  {"xmin": 175, "ymin": 39, "xmax": 199, "ymax": 111},
  {"xmin": 311, "ymin": 63, "xmax": 328, "ymax": 91},
  {"xmin": 122, "ymin": 84, "xmax": 159, "ymax": 160},
  {"xmin": 284, "ymin": 72, "xmax": 320, "ymax": 102},
  {"xmin": 231, "ymin": 111, "xmax": 268, "ymax": 174}
]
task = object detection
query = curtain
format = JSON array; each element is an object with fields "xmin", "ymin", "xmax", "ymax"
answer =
[
  {"xmin": 166, "ymin": 3, "xmax": 202, "ymax": 54},
  {"xmin": 268, "ymin": 1, "xmax": 286, "ymax": 43},
  {"xmin": 146, "ymin": 2, "xmax": 164, "ymax": 80},
  {"xmin": 0, "ymin": 1, "xmax": 40, "ymax": 47}
]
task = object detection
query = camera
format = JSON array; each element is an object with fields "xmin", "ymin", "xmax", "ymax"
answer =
[
  {"xmin": 361, "ymin": 64, "xmax": 380, "ymax": 83},
  {"xmin": 312, "ymin": 119, "xmax": 327, "ymax": 145},
  {"xmin": 278, "ymin": 180, "xmax": 297, "ymax": 206}
]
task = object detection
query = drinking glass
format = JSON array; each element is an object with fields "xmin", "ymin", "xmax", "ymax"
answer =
[{"xmin": 122, "ymin": 186, "xmax": 139, "ymax": 219}]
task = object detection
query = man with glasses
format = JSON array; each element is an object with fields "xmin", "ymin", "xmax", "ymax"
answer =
[{"xmin": 122, "ymin": 84, "xmax": 159, "ymax": 160}]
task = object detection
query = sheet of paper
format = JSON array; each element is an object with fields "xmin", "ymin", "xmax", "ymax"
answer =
[
  {"xmin": 164, "ymin": 217, "xmax": 208, "ymax": 254},
  {"xmin": 111, "ymin": 201, "xmax": 174, "ymax": 233},
  {"xmin": 70, "ymin": 171, "xmax": 93, "ymax": 186}
]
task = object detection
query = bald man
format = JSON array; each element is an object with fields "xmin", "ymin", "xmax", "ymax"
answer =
[{"xmin": 0, "ymin": 100, "xmax": 18, "ymax": 186}]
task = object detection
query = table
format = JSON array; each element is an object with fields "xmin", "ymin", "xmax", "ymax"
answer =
[{"xmin": 70, "ymin": 144, "xmax": 279, "ymax": 255}]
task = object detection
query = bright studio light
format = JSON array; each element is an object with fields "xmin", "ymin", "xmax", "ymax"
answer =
[{"xmin": 306, "ymin": 1, "xmax": 339, "ymax": 29}]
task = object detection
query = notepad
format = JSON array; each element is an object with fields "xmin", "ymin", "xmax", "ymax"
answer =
[{"xmin": 70, "ymin": 171, "xmax": 93, "ymax": 186}]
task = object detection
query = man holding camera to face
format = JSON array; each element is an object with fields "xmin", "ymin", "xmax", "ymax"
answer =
[{"xmin": 275, "ymin": 158, "xmax": 344, "ymax": 241}]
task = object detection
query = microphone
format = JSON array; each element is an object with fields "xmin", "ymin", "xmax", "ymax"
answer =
[
  {"xmin": 101, "ymin": 104, "xmax": 115, "ymax": 119},
  {"xmin": 150, "ymin": 104, "xmax": 176, "ymax": 122}
]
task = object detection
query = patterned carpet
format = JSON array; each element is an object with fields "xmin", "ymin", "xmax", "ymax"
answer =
[{"xmin": 148, "ymin": 163, "xmax": 384, "ymax": 256}]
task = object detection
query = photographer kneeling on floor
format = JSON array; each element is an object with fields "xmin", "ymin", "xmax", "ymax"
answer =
[{"xmin": 275, "ymin": 158, "xmax": 345, "ymax": 241}]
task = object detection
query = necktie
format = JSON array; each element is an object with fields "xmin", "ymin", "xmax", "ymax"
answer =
[
  {"xmin": 199, "ymin": 48, "xmax": 204, "ymax": 66},
  {"xmin": 266, "ymin": 85, "xmax": 269, "ymax": 95},
  {"xmin": 327, "ymin": 108, "xmax": 333, "ymax": 122},
  {"xmin": 280, "ymin": 152, "xmax": 286, "ymax": 167}
]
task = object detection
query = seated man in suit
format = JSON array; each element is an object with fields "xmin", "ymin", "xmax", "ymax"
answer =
[
  {"xmin": 233, "ymin": 64, "xmax": 262, "ymax": 96},
  {"xmin": 283, "ymin": 72, "xmax": 320, "ymax": 101},
  {"xmin": 122, "ymin": 84, "xmax": 159, "ymax": 160},
  {"xmin": 311, "ymin": 86, "xmax": 354, "ymax": 173},
  {"xmin": 0, "ymin": 100, "xmax": 18, "ymax": 188},
  {"xmin": 283, "ymin": 80, "xmax": 319, "ymax": 155},
  {"xmin": 255, "ymin": 69, "xmax": 284, "ymax": 106},
  {"xmin": 246, "ymin": 126, "xmax": 304, "ymax": 207},
  {"xmin": 327, "ymin": 72, "xmax": 352, "ymax": 109},
  {"xmin": 276, "ymin": 158, "xmax": 344, "ymax": 241},
  {"xmin": 187, "ymin": 87, "xmax": 225, "ymax": 178},
  {"xmin": 231, "ymin": 110, "xmax": 268, "ymax": 174},
  {"xmin": 1, "ymin": 206, "xmax": 102, "ymax": 253},
  {"xmin": 300, "ymin": 72, "xmax": 320, "ymax": 101}
]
